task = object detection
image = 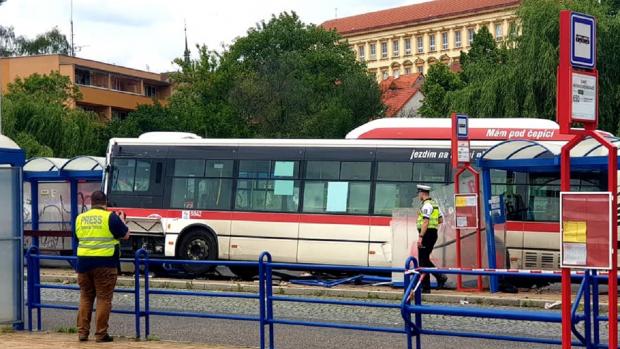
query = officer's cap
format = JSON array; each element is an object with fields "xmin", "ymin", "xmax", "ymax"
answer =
[{"xmin": 417, "ymin": 184, "xmax": 432, "ymax": 192}]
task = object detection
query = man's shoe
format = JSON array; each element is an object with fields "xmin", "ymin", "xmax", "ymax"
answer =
[
  {"xmin": 421, "ymin": 288, "xmax": 431, "ymax": 294},
  {"xmin": 96, "ymin": 334, "xmax": 113, "ymax": 343},
  {"xmin": 437, "ymin": 275, "xmax": 448, "ymax": 289},
  {"xmin": 78, "ymin": 336, "xmax": 88, "ymax": 342}
]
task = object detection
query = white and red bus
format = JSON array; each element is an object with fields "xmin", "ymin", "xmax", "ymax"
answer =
[{"xmin": 103, "ymin": 118, "xmax": 611, "ymax": 275}]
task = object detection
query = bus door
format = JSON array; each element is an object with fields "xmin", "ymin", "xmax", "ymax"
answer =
[
  {"xmin": 229, "ymin": 149, "xmax": 304, "ymax": 263},
  {"xmin": 297, "ymin": 149, "xmax": 373, "ymax": 266}
]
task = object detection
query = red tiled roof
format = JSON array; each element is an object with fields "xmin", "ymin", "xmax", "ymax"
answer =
[
  {"xmin": 322, "ymin": 0, "xmax": 520, "ymax": 36},
  {"xmin": 381, "ymin": 74, "xmax": 424, "ymax": 117}
]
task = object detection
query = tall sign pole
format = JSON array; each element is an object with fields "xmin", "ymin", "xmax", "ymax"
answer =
[
  {"xmin": 557, "ymin": 10, "xmax": 617, "ymax": 349},
  {"xmin": 451, "ymin": 113, "xmax": 483, "ymax": 292}
]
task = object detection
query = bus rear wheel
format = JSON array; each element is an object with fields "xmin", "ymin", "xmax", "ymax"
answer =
[{"xmin": 177, "ymin": 229, "xmax": 217, "ymax": 275}]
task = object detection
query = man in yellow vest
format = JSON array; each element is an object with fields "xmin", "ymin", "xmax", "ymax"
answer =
[
  {"xmin": 416, "ymin": 184, "xmax": 448, "ymax": 293},
  {"xmin": 75, "ymin": 190, "xmax": 129, "ymax": 342}
]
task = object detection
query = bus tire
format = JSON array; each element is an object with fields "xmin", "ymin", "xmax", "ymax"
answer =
[
  {"xmin": 177, "ymin": 229, "xmax": 217, "ymax": 275},
  {"xmin": 229, "ymin": 266, "xmax": 258, "ymax": 281}
]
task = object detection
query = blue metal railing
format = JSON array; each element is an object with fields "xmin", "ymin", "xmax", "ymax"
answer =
[
  {"xmin": 25, "ymin": 247, "xmax": 619, "ymax": 349},
  {"xmin": 400, "ymin": 267, "xmax": 619, "ymax": 349}
]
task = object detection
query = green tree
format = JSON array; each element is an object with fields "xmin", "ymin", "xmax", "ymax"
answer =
[
  {"xmin": 16, "ymin": 27, "xmax": 70, "ymax": 55},
  {"xmin": 0, "ymin": 26, "xmax": 70, "ymax": 57},
  {"xmin": 1, "ymin": 72, "xmax": 105, "ymax": 157},
  {"xmin": 419, "ymin": 63, "xmax": 463, "ymax": 117},
  {"xmin": 221, "ymin": 12, "xmax": 383, "ymax": 137},
  {"xmin": 149, "ymin": 12, "xmax": 384, "ymax": 139},
  {"xmin": 419, "ymin": 0, "xmax": 620, "ymax": 133}
]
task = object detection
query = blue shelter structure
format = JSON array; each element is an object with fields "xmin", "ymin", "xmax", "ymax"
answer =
[
  {"xmin": 23, "ymin": 156, "xmax": 104, "ymax": 254},
  {"xmin": 0, "ymin": 135, "xmax": 26, "ymax": 329},
  {"xmin": 477, "ymin": 136, "xmax": 620, "ymax": 292}
]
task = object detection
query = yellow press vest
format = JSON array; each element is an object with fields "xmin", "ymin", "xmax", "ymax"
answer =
[
  {"xmin": 76, "ymin": 209, "xmax": 118, "ymax": 257},
  {"xmin": 417, "ymin": 198, "xmax": 441, "ymax": 230}
]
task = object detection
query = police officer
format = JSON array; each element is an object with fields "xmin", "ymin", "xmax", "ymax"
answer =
[
  {"xmin": 416, "ymin": 184, "xmax": 448, "ymax": 293},
  {"xmin": 75, "ymin": 191, "xmax": 129, "ymax": 342}
]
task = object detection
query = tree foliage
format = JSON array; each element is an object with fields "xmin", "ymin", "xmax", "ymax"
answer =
[
  {"xmin": 114, "ymin": 12, "xmax": 384, "ymax": 139},
  {"xmin": 1, "ymin": 73, "xmax": 105, "ymax": 158},
  {"xmin": 419, "ymin": 0, "xmax": 620, "ymax": 134},
  {"xmin": 0, "ymin": 26, "xmax": 70, "ymax": 57}
]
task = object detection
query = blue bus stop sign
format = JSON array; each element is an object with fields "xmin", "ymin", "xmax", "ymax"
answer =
[
  {"xmin": 456, "ymin": 114, "xmax": 468, "ymax": 140},
  {"xmin": 570, "ymin": 12, "xmax": 596, "ymax": 69}
]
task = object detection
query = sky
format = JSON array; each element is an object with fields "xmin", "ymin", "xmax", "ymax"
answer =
[{"xmin": 0, "ymin": 0, "xmax": 427, "ymax": 73}]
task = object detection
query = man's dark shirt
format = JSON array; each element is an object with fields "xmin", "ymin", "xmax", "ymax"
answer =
[{"xmin": 76, "ymin": 208, "xmax": 128, "ymax": 273}]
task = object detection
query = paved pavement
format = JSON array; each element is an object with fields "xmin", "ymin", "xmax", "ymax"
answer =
[
  {"xmin": 27, "ymin": 282, "xmax": 614, "ymax": 349},
  {"xmin": 0, "ymin": 332, "xmax": 244, "ymax": 349}
]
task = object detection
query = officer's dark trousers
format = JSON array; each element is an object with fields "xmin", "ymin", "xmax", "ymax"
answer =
[{"xmin": 417, "ymin": 229, "xmax": 444, "ymax": 291}]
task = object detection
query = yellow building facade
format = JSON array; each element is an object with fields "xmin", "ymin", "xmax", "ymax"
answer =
[
  {"xmin": 322, "ymin": 0, "xmax": 519, "ymax": 80},
  {"xmin": 0, "ymin": 54, "xmax": 171, "ymax": 120}
]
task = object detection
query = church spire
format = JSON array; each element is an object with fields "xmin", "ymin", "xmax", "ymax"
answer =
[{"xmin": 183, "ymin": 20, "xmax": 190, "ymax": 64}]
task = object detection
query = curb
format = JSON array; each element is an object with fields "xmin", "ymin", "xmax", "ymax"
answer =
[{"xmin": 39, "ymin": 273, "xmax": 609, "ymax": 312}]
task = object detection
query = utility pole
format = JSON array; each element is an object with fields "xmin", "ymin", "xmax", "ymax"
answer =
[{"xmin": 70, "ymin": 0, "xmax": 75, "ymax": 56}]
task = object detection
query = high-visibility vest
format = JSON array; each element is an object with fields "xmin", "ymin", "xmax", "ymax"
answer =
[
  {"xmin": 76, "ymin": 209, "xmax": 118, "ymax": 257},
  {"xmin": 417, "ymin": 198, "xmax": 441, "ymax": 230}
]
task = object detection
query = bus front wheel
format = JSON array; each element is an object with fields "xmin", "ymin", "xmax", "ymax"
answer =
[{"xmin": 177, "ymin": 229, "xmax": 217, "ymax": 275}]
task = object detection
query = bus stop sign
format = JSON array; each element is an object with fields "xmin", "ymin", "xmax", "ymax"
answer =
[{"xmin": 570, "ymin": 12, "xmax": 596, "ymax": 69}]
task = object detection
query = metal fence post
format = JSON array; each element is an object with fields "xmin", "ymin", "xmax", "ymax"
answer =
[
  {"xmin": 142, "ymin": 250, "xmax": 151, "ymax": 339},
  {"xmin": 591, "ymin": 270, "xmax": 600, "ymax": 347},
  {"xmin": 266, "ymin": 257, "xmax": 274, "ymax": 349},
  {"xmin": 258, "ymin": 254, "xmax": 266, "ymax": 349},
  {"xmin": 582, "ymin": 270, "xmax": 592, "ymax": 348},
  {"xmin": 134, "ymin": 249, "xmax": 142, "ymax": 339},
  {"xmin": 34, "ymin": 247, "xmax": 41, "ymax": 331},
  {"xmin": 25, "ymin": 247, "xmax": 35, "ymax": 331}
]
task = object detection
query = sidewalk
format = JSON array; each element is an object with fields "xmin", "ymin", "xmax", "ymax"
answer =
[{"xmin": 0, "ymin": 332, "xmax": 248, "ymax": 349}]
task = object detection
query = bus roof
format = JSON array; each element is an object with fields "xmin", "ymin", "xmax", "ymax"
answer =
[
  {"xmin": 109, "ymin": 136, "xmax": 515, "ymax": 149},
  {"xmin": 345, "ymin": 118, "xmax": 568, "ymax": 141}
]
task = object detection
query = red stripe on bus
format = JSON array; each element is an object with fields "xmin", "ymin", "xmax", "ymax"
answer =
[
  {"xmin": 505, "ymin": 221, "xmax": 560, "ymax": 233},
  {"xmin": 358, "ymin": 127, "xmax": 574, "ymax": 141},
  {"xmin": 115, "ymin": 208, "xmax": 392, "ymax": 227}
]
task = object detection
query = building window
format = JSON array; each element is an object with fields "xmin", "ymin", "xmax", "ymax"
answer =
[
  {"xmin": 468, "ymin": 28, "xmax": 475, "ymax": 46},
  {"xmin": 416, "ymin": 37, "xmax": 424, "ymax": 54},
  {"xmin": 454, "ymin": 31, "xmax": 462, "ymax": 48},
  {"xmin": 369, "ymin": 43, "xmax": 377, "ymax": 59},
  {"xmin": 111, "ymin": 108, "xmax": 130, "ymax": 120},
  {"xmin": 404, "ymin": 38, "xmax": 411, "ymax": 55},
  {"xmin": 381, "ymin": 42, "xmax": 388, "ymax": 58},
  {"xmin": 417, "ymin": 66, "xmax": 424, "ymax": 74},
  {"xmin": 392, "ymin": 39, "xmax": 399, "ymax": 57},
  {"xmin": 145, "ymin": 85, "xmax": 158, "ymax": 98},
  {"xmin": 382, "ymin": 70, "xmax": 389, "ymax": 80},
  {"xmin": 509, "ymin": 22, "xmax": 517, "ymax": 39},
  {"xmin": 75, "ymin": 68, "xmax": 91, "ymax": 86},
  {"xmin": 442, "ymin": 32, "xmax": 448, "ymax": 50},
  {"xmin": 393, "ymin": 69, "xmax": 400, "ymax": 78},
  {"xmin": 429, "ymin": 34, "xmax": 436, "ymax": 52},
  {"xmin": 404, "ymin": 67, "xmax": 412, "ymax": 75},
  {"xmin": 358, "ymin": 45, "xmax": 365, "ymax": 61},
  {"xmin": 495, "ymin": 23, "xmax": 504, "ymax": 40}
]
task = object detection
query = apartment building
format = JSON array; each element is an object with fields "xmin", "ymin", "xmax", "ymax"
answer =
[
  {"xmin": 322, "ymin": 0, "xmax": 519, "ymax": 80},
  {"xmin": 0, "ymin": 54, "xmax": 171, "ymax": 119}
]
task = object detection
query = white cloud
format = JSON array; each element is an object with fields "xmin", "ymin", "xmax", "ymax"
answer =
[{"xmin": 0, "ymin": 0, "xmax": 421, "ymax": 72}]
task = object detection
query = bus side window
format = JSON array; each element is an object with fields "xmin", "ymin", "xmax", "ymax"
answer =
[
  {"xmin": 235, "ymin": 160, "xmax": 300, "ymax": 212},
  {"xmin": 302, "ymin": 161, "xmax": 371, "ymax": 214}
]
